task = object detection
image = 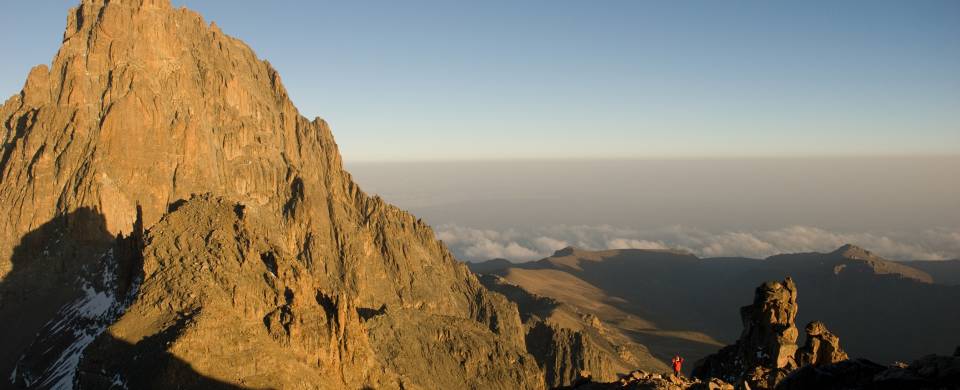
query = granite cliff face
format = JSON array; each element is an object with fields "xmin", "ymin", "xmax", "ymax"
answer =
[
  {"xmin": 479, "ymin": 274, "xmax": 666, "ymax": 388},
  {"xmin": 0, "ymin": 1, "xmax": 543, "ymax": 388}
]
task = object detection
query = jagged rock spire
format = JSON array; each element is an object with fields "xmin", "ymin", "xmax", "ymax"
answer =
[
  {"xmin": 691, "ymin": 278, "xmax": 852, "ymax": 389},
  {"xmin": 1, "ymin": 2, "xmax": 548, "ymax": 388}
]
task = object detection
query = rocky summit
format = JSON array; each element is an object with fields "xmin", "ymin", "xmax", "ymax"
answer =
[{"xmin": 0, "ymin": 1, "xmax": 546, "ymax": 388}]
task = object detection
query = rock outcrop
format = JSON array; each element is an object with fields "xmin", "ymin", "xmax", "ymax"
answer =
[
  {"xmin": 691, "ymin": 278, "xmax": 853, "ymax": 389},
  {"xmin": 69, "ymin": 195, "xmax": 543, "ymax": 389},
  {"xmin": 559, "ymin": 369, "xmax": 734, "ymax": 390},
  {"xmin": 795, "ymin": 321, "xmax": 848, "ymax": 367},
  {"xmin": 691, "ymin": 278, "xmax": 801, "ymax": 389},
  {"xmin": 479, "ymin": 274, "xmax": 662, "ymax": 388},
  {"xmin": 0, "ymin": 1, "xmax": 548, "ymax": 388},
  {"xmin": 525, "ymin": 322, "xmax": 611, "ymax": 387}
]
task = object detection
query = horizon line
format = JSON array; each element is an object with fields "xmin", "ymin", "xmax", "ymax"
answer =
[{"xmin": 344, "ymin": 153, "xmax": 960, "ymax": 164}]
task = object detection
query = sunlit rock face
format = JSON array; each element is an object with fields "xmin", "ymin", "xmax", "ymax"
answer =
[{"xmin": 0, "ymin": 1, "xmax": 544, "ymax": 388}]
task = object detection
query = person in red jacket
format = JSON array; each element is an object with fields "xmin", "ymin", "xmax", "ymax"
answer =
[{"xmin": 672, "ymin": 354, "xmax": 684, "ymax": 377}]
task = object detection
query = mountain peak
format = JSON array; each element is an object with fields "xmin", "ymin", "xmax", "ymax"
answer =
[
  {"xmin": 825, "ymin": 244, "xmax": 933, "ymax": 283},
  {"xmin": 831, "ymin": 244, "xmax": 874, "ymax": 260},
  {"xmin": 0, "ymin": 3, "xmax": 546, "ymax": 388}
]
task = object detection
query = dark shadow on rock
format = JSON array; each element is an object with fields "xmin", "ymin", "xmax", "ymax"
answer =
[
  {"xmin": 0, "ymin": 108, "xmax": 38, "ymax": 173},
  {"xmin": 357, "ymin": 304, "xmax": 387, "ymax": 321},
  {"xmin": 0, "ymin": 208, "xmax": 258, "ymax": 389},
  {"xmin": 167, "ymin": 198, "xmax": 189, "ymax": 213},
  {"xmin": 476, "ymin": 274, "xmax": 561, "ymax": 323},
  {"xmin": 0, "ymin": 207, "xmax": 116, "ymax": 383},
  {"xmin": 76, "ymin": 310, "xmax": 265, "ymax": 390}
]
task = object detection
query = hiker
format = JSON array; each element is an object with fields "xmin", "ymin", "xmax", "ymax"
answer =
[{"xmin": 672, "ymin": 354, "xmax": 684, "ymax": 377}]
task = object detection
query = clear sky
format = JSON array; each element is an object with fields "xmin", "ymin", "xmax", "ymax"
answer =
[{"xmin": 1, "ymin": 1, "xmax": 958, "ymax": 161}]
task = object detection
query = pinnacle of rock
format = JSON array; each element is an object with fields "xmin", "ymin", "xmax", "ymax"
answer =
[
  {"xmin": 795, "ymin": 321, "xmax": 848, "ymax": 367},
  {"xmin": 0, "ymin": 2, "xmax": 546, "ymax": 388},
  {"xmin": 830, "ymin": 244, "xmax": 874, "ymax": 260},
  {"xmin": 690, "ymin": 278, "xmax": 854, "ymax": 389},
  {"xmin": 691, "ymin": 277, "xmax": 801, "ymax": 389}
]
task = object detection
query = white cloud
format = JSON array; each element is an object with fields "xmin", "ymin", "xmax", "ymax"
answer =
[
  {"xmin": 605, "ymin": 238, "xmax": 669, "ymax": 250},
  {"xmin": 699, "ymin": 232, "xmax": 778, "ymax": 258},
  {"xmin": 532, "ymin": 236, "xmax": 570, "ymax": 254},
  {"xmin": 435, "ymin": 223, "xmax": 960, "ymax": 262},
  {"xmin": 462, "ymin": 238, "xmax": 540, "ymax": 261}
]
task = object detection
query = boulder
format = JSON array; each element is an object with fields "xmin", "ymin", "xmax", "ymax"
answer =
[{"xmin": 795, "ymin": 321, "xmax": 848, "ymax": 366}]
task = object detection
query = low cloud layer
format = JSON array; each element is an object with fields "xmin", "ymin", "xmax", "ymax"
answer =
[{"xmin": 435, "ymin": 224, "xmax": 960, "ymax": 262}]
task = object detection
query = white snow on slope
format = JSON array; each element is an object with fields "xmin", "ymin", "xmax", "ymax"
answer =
[{"xmin": 11, "ymin": 248, "xmax": 140, "ymax": 389}]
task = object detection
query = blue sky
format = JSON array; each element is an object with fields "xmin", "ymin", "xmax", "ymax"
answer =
[{"xmin": 2, "ymin": 1, "xmax": 958, "ymax": 161}]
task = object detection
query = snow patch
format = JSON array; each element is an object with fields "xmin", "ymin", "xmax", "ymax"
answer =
[
  {"xmin": 110, "ymin": 373, "xmax": 128, "ymax": 389},
  {"xmin": 11, "ymin": 248, "xmax": 142, "ymax": 389}
]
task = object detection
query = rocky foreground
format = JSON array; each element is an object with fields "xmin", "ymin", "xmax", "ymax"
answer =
[{"xmin": 560, "ymin": 278, "xmax": 960, "ymax": 390}]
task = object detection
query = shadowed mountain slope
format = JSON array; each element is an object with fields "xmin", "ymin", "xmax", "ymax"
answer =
[
  {"xmin": 901, "ymin": 259, "xmax": 960, "ymax": 285},
  {"xmin": 469, "ymin": 245, "xmax": 960, "ymax": 368}
]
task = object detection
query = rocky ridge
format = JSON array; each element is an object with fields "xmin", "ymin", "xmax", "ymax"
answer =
[
  {"xmin": 0, "ymin": 1, "xmax": 547, "ymax": 388},
  {"xmin": 469, "ymin": 244, "xmax": 960, "ymax": 365},
  {"xmin": 480, "ymin": 274, "xmax": 666, "ymax": 388}
]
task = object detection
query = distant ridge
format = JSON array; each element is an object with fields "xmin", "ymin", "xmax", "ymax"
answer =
[
  {"xmin": 468, "ymin": 244, "xmax": 960, "ymax": 366},
  {"xmin": 769, "ymin": 243, "xmax": 933, "ymax": 283}
]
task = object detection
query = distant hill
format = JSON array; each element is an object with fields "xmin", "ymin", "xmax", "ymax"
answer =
[{"xmin": 468, "ymin": 244, "xmax": 960, "ymax": 368}]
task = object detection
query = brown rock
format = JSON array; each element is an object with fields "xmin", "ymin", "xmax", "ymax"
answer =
[
  {"xmin": 795, "ymin": 321, "xmax": 848, "ymax": 366},
  {"xmin": 0, "ymin": 1, "xmax": 544, "ymax": 388},
  {"xmin": 691, "ymin": 278, "xmax": 800, "ymax": 389},
  {"xmin": 559, "ymin": 369, "xmax": 733, "ymax": 390},
  {"xmin": 478, "ymin": 273, "xmax": 665, "ymax": 387}
]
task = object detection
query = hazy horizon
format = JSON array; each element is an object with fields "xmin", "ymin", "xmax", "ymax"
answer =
[{"xmin": 349, "ymin": 156, "xmax": 960, "ymax": 262}]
